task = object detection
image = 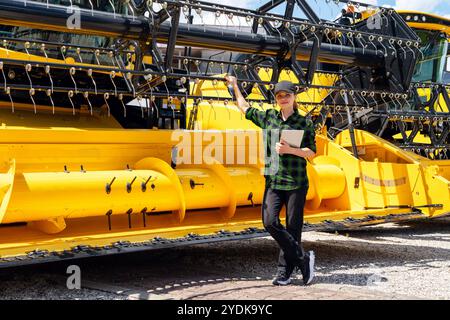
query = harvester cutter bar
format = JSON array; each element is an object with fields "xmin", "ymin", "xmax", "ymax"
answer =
[{"xmin": 0, "ymin": 210, "xmax": 432, "ymax": 269}]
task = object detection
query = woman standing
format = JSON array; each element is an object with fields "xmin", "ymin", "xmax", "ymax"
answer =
[{"xmin": 225, "ymin": 76, "xmax": 316, "ymax": 286}]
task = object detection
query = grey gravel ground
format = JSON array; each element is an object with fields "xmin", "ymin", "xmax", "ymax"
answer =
[
  {"xmin": 0, "ymin": 273, "xmax": 126, "ymax": 300},
  {"xmin": 0, "ymin": 218, "xmax": 449, "ymax": 300}
]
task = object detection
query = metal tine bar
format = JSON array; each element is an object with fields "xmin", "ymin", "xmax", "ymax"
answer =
[
  {"xmin": 0, "ymin": 80, "xmax": 407, "ymax": 108},
  {"xmin": 0, "ymin": 56, "xmax": 128, "ymax": 76},
  {"xmin": 0, "ymin": 58, "xmax": 407, "ymax": 97},
  {"xmin": 162, "ymin": 0, "xmax": 416, "ymax": 43},
  {"xmin": 0, "ymin": 37, "xmax": 134, "ymax": 55},
  {"xmin": 171, "ymin": 0, "xmax": 310, "ymax": 27}
]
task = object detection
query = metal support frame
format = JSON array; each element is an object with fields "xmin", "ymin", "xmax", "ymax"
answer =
[
  {"xmin": 0, "ymin": 0, "xmax": 427, "ymax": 136},
  {"xmin": 164, "ymin": 7, "xmax": 181, "ymax": 73}
]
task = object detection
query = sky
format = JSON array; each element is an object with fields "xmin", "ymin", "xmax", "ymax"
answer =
[{"xmin": 219, "ymin": 0, "xmax": 450, "ymax": 20}]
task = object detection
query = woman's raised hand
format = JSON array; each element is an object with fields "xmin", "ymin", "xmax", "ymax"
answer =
[{"xmin": 225, "ymin": 75, "xmax": 237, "ymax": 87}]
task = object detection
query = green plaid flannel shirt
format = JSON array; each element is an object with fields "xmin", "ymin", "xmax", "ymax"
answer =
[{"xmin": 245, "ymin": 106, "xmax": 316, "ymax": 190}]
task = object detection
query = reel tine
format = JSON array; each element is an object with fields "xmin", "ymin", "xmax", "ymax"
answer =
[
  {"xmin": 76, "ymin": 47, "xmax": 83, "ymax": 63},
  {"xmin": 46, "ymin": 89, "xmax": 55, "ymax": 114},
  {"xmin": 25, "ymin": 64, "xmax": 34, "ymax": 91},
  {"xmin": 109, "ymin": 51, "xmax": 116, "ymax": 67},
  {"xmin": 89, "ymin": 0, "xmax": 94, "ymax": 16},
  {"xmin": 94, "ymin": 49, "xmax": 101, "ymax": 65},
  {"xmin": 161, "ymin": 1, "xmax": 172, "ymax": 27},
  {"xmin": 109, "ymin": 0, "xmax": 116, "ymax": 19},
  {"xmin": 127, "ymin": 72, "xmax": 136, "ymax": 98},
  {"xmin": 137, "ymin": 95, "xmax": 145, "ymax": 119},
  {"xmin": 207, "ymin": 98, "xmax": 217, "ymax": 121},
  {"xmin": 110, "ymin": 71, "xmax": 118, "ymax": 96},
  {"xmin": 151, "ymin": 94, "xmax": 158, "ymax": 124},
  {"xmin": 104, "ymin": 93, "xmax": 111, "ymax": 117},
  {"xmin": 68, "ymin": 90, "xmax": 76, "ymax": 115},
  {"xmin": 41, "ymin": 44, "xmax": 49, "ymax": 62},
  {"xmin": 24, "ymin": 41, "xmax": 31, "ymax": 59},
  {"xmin": 70, "ymin": 67, "xmax": 78, "ymax": 94},
  {"xmin": 0, "ymin": 62, "xmax": 7, "ymax": 91},
  {"xmin": 168, "ymin": 96, "xmax": 176, "ymax": 121},
  {"xmin": 45, "ymin": 65, "xmax": 54, "ymax": 94},
  {"xmin": 6, "ymin": 87, "xmax": 14, "ymax": 113},
  {"xmin": 212, "ymin": 78, "xmax": 221, "ymax": 109},
  {"xmin": 30, "ymin": 88, "xmax": 37, "ymax": 114},
  {"xmin": 119, "ymin": 93, "xmax": 127, "ymax": 118},
  {"xmin": 88, "ymin": 69, "xmax": 98, "ymax": 95},
  {"xmin": 2, "ymin": 40, "xmax": 10, "ymax": 58},
  {"xmin": 61, "ymin": 46, "xmax": 67, "ymax": 63},
  {"xmin": 126, "ymin": 1, "xmax": 136, "ymax": 21},
  {"xmin": 84, "ymin": 91, "xmax": 93, "ymax": 116}
]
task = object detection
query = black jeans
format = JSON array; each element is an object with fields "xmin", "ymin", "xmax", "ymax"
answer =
[{"xmin": 262, "ymin": 186, "xmax": 308, "ymax": 272}]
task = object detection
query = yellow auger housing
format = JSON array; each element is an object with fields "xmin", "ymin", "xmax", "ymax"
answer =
[{"xmin": 1, "ymin": 117, "xmax": 449, "ymax": 264}]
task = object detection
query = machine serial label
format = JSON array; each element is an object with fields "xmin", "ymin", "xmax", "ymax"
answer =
[{"xmin": 362, "ymin": 175, "xmax": 407, "ymax": 187}]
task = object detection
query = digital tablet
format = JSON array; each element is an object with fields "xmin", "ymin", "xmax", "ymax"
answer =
[{"xmin": 280, "ymin": 130, "xmax": 304, "ymax": 148}]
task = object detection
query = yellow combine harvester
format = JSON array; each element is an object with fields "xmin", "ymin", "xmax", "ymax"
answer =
[{"xmin": 0, "ymin": 0, "xmax": 449, "ymax": 267}]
